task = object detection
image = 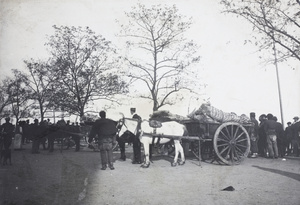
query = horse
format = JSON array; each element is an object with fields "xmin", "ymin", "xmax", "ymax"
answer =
[
  {"xmin": 117, "ymin": 117, "xmax": 187, "ymax": 168},
  {"xmin": 46, "ymin": 120, "xmax": 81, "ymax": 152}
]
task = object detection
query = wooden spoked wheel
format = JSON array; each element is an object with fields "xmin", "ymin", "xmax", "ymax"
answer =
[{"xmin": 213, "ymin": 122, "xmax": 250, "ymax": 165}]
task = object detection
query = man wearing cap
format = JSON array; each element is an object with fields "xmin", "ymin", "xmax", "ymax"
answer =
[
  {"xmin": 130, "ymin": 108, "xmax": 142, "ymax": 164},
  {"xmin": 263, "ymin": 113, "xmax": 279, "ymax": 158},
  {"xmin": 273, "ymin": 116, "xmax": 285, "ymax": 157},
  {"xmin": 0, "ymin": 117, "xmax": 15, "ymax": 165},
  {"xmin": 88, "ymin": 111, "xmax": 117, "ymax": 170},
  {"xmin": 291, "ymin": 116, "xmax": 300, "ymax": 157},
  {"xmin": 258, "ymin": 114, "xmax": 267, "ymax": 157},
  {"xmin": 31, "ymin": 119, "xmax": 42, "ymax": 154},
  {"xmin": 284, "ymin": 122, "xmax": 293, "ymax": 155},
  {"xmin": 249, "ymin": 112, "xmax": 259, "ymax": 158}
]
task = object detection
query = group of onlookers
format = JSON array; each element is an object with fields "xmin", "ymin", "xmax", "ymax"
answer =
[
  {"xmin": 249, "ymin": 112, "xmax": 300, "ymax": 159},
  {"xmin": 0, "ymin": 117, "xmax": 82, "ymax": 156}
]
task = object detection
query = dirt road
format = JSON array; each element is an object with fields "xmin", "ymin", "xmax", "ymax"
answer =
[{"xmin": 1, "ymin": 143, "xmax": 300, "ymax": 205}]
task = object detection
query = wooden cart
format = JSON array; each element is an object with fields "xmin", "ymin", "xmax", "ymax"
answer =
[{"xmin": 182, "ymin": 120, "xmax": 252, "ymax": 165}]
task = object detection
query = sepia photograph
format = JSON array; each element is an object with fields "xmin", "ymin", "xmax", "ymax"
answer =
[{"xmin": 0, "ymin": 0, "xmax": 299, "ymax": 204}]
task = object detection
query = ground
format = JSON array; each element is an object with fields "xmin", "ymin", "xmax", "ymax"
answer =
[{"xmin": 0, "ymin": 142, "xmax": 300, "ymax": 205}]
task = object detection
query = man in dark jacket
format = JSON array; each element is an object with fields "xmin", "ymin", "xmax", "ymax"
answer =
[
  {"xmin": 130, "ymin": 108, "xmax": 142, "ymax": 164},
  {"xmin": 258, "ymin": 114, "xmax": 267, "ymax": 157},
  {"xmin": 264, "ymin": 113, "xmax": 279, "ymax": 158},
  {"xmin": 291, "ymin": 116, "xmax": 300, "ymax": 157},
  {"xmin": 284, "ymin": 122, "xmax": 293, "ymax": 155},
  {"xmin": 88, "ymin": 111, "xmax": 117, "ymax": 170},
  {"xmin": 0, "ymin": 117, "xmax": 15, "ymax": 165},
  {"xmin": 249, "ymin": 112, "xmax": 259, "ymax": 158},
  {"xmin": 273, "ymin": 116, "xmax": 285, "ymax": 157}
]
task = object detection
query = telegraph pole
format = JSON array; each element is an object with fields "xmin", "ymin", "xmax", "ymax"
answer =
[{"xmin": 273, "ymin": 40, "xmax": 284, "ymax": 128}]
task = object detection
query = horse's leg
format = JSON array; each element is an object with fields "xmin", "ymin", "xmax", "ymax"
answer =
[
  {"xmin": 178, "ymin": 142, "xmax": 185, "ymax": 165},
  {"xmin": 141, "ymin": 142, "xmax": 150, "ymax": 168},
  {"xmin": 172, "ymin": 140, "xmax": 179, "ymax": 166},
  {"xmin": 172, "ymin": 140, "xmax": 185, "ymax": 166}
]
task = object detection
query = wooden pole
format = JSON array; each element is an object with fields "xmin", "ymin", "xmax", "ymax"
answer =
[{"xmin": 273, "ymin": 40, "xmax": 284, "ymax": 128}]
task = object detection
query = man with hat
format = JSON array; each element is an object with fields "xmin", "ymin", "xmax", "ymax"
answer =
[
  {"xmin": 0, "ymin": 117, "xmax": 15, "ymax": 165},
  {"xmin": 263, "ymin": 113, "xmax": 279, "ymax": 158},
  {"xmin": 130, "ymin": 108, "xmax": 143, "ymax": 164},
  {"xmin": 258, "ymin": 114, "xmax": 267, "ymax": 157},
  {"xmin": 249, "ymin": 112, "xmax": 259, "ymax": 158},
  {"xmin": 88, "ymin": 111, "xmax": 117, "ymax": 170},
  {"xmin": 31, "ymin": 119, "xmax": 41, "ymax": 154},
  {"xmin": 284, "ymin": 122, "xmax": 293, "ymax": 155},
  {"xmin": 291, "ymin": 116, "xmax": 300, "ymax": 157},
  {"xmin": 292, "ymin": 116, "xmax": 299, "ymax": 124}
]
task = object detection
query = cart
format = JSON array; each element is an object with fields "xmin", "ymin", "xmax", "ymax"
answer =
[{"xmin": 182, "ymin": 120, "xmax": 252, "ymax": 165}]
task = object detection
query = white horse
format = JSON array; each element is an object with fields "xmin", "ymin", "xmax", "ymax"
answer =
[{"xmin": 117, "ymin": 117, "xmax": 186, "ymax": 168}]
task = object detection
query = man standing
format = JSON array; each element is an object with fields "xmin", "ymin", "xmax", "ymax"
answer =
[
  {"xmin": 273, "ymin": 116, "xmax": 285, "ymax": 157},
  {"xmin": 31, "ymin": 119, "xmax": 41, "ymax": 154},
  {"xmin": 88, "ymin": 111, "xmax": 117, "ymax": 170},
  {"xmin": 258, "ymin": 114, "xmax": 267, "ymax": 157},
  {"xmin": 291, "ymin": 116, "xmax": 300, "ymax": 157},
  {"xmin": 263, "ymin": 113, "xmax": 279, "ymax": 159},
  {"xmin": 0, "ymin": 117, "xmax": 15, "ymax": 165},
  {"xmin": 249, "ymin": 112, "xmax": 259, "ymax": 158},
  {"xmin": 130, "ymin": 108, "xmax": 142, "ymax": 164},
  {"xmin": 284, "ymin": 122, "xmax": 293, "ymax": 155}
]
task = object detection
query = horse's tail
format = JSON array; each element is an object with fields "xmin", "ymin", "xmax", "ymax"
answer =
[{"xmin": 183, "ymin": 125, "xmax": 189, "ymax": 136}]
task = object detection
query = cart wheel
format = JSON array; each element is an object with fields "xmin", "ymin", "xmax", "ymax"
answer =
[{"xmin": 213, "ymin": 122, "xmax": 250, "ymax": 165}]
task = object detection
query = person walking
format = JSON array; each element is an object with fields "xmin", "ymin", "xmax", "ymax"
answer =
[
  {"xmin": 264, "ymin": 113, "xmax": 279, "ymax": 159},
  {"xmin": 88, "ymin": 111, "xmax": 117, "ymax": 170}
]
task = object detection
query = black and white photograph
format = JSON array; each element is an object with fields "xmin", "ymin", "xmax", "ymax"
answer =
[{"xmin": 0, "ymin": 0, "xmax": 299, "ymax": 204}]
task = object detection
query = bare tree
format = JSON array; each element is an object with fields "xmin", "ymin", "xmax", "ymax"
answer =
[
  {"xmin": 0, "ymin": 80, "xmax": 12, "ymax": 121},
  {"xmin": 118, "ymin": 4, "xmax": 201, "ymax": 111},
  {"xmin": 45, "ymin": 25, "xmax": 128, "ymax": 118},
  {"xmin": 221, "ymin": 0, "xmax": 300, "ymax": 63},
  {"xmin": 5, "ymin": 69, "xmax": 33, "ymax": 124},
  {"xmin": 24, "ymin": 59, "xmax": 57, "ymax": 122}
]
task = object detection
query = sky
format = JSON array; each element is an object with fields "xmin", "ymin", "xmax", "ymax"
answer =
[{"xmin": 0, "ymin": 0, "xmax": 299, "ymax": 126}]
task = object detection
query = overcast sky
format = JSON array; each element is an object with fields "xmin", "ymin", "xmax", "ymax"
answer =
[{"xmin": 0, "ymin": 0, "xmax": 299, "ymax": 125}]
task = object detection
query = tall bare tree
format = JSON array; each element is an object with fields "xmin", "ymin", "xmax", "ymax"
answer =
[
  {"xmin": 24, "ymin": 59, "xmax": 57, "ymax": 122},
  {"xmin": 118, "ymin": 4, "xmax": 201, "ymax": 111},
  {"xmin": 221, "ymin": 0, "xmax": 300, "ymax": 63},
  {"xmin": 46, "ymin": 25, "xmax": 128, "ymax": 118},
  {"xmin": 6, "ymin": 69, "xmax": 33, "ymax": 124},
  {"xmin": 0, "ymin": 79, "xmax": 12, "ymax": 121}
]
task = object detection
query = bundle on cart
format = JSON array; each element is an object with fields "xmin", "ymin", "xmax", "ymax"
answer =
[
  {"xmin": 150, "ymin": 110, "xmax": 189, "ymax": 122},
  {"xmin": 188, "ymin": 103, "xmax": 251, "ymax": 124}
]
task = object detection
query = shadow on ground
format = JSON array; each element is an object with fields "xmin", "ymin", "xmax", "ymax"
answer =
[{"xmin": 252, "ymin": 165, "xmax": 300, "ymax": 182}]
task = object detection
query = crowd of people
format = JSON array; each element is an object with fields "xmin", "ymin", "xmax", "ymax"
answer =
[
  {"xmin": 0, "ymin": 117, "xmax": 82, "ymax": 158},
  {"xmin": 1, "ymin": 110, "xmax": 299, "ymax": 167},
  {"xmin": 248, "ymin": 112, "xmax": 300, "ymax": 159}
]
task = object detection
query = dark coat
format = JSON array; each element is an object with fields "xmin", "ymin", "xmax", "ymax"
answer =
[{"xmin": 88, "ymin": 118, "xmax": 117, "ymax": 142}]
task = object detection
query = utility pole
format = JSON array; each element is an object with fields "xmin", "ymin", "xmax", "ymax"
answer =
[{"xmin": 273, "ymin": 40, "xmax": 284, "ymax": 128}]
